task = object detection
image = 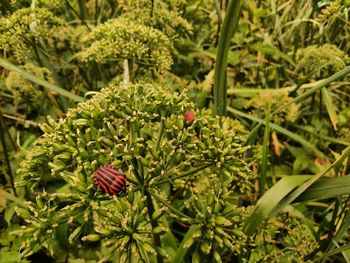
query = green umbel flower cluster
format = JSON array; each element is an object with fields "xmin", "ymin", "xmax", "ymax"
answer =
[
  {"xmin": 118, "ymin": 0, "xmax": 192, "ymax": 41},
  {"xmin": 296, "ymin": 44, "xmax": 347, "ymax": 77},
  {"xmin": 0, "ymin": 8, "xmax": 64, "ymax": 61},
  {"xmin": 249, "ymin": 213, "xmax": 318, "ymax": 263},
  {"xmin": 246, "ymin": 90, "xmax": 299, "ymax": 124},
  {"xmin": 16, "ymin": 83, "xmax": 254, "ymax": 261},
  {"xmin": 78, "ymin": 17, "xmax": 173, "ymax": 71}
]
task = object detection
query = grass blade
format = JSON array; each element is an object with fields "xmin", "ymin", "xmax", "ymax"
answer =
[
  {"xmin": 271, "ymin": 146, "xmax": 350, "ymax": 217},
  {"xmin": 321, "ymin": 87, "xmax": 338, "ymax": 130},
  {"xmin": 245, "ymin": 146, "xmax": 350, "ymax": 235},
  {"xmin": 315, "ymin": 243, "xmax": 350, "ymax": 262},
  {"xmin": 259, "ymin": 106, "xmax": 270, "ymax": 197},
  {"xmin": 244, "ymin": 175, "xmax": 311, "ymax": 235},
  {"xmin": 295, "ymin": 176, "xmax": 350, "ymax": 202},
  {"xmin": 0, "ymin": 58, "xmax": 84, "ymax": 102},
  {"xmin": 273, "ymin": 65, "xmax": 350, "ymax": 115},
  {"xmin": 227, "ymin": 107, "xmax": 324, "ymax": 157},
  {"xmin": 213, "ymin": 0, "xmax": 242, "ymax": 116}
]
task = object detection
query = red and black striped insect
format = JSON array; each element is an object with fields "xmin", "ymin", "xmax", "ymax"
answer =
[{"xmin": 93, "ymin": 165, "xmax": 126, "ymax": 196}]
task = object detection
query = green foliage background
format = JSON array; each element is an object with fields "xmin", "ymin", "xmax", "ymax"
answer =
[{"xmin": 0, "ymin": 0, "xmax": 350, "ymax": 262}]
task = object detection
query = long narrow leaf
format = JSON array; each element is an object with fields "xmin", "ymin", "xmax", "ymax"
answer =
[
  {"xmin": 259, "ymin": 107, "xmax": 270, "ymax": 197},
  {"xmin": 273, "ymin": 65, "xmax": 350, "ymax": 115},
  {"xmin": 321, "ymin": 87, "xmax": 338, "ymax": 130},
  {"xmin": 295, "ymin": 176, "xmax": 350, "ymax": 202},
  {"xmin": 0, "ymin": 58, "xmax": 84, "ymax": 102},
  {"xmin": 315, "ymin": 243, "xmax": 350, "ymax": 262},
  {"xmin": 213, "ymin": 0, "xmax": 242, "ymax": 116},
  {"xmin": 227, "ymin": 107, "xmax": 324, "ymax": 157},
  {"xmin": 245, "ymin": 146, "xmax": 350, "ymax": 235},
  {"xmin": 244, "ymin": 175, "xmax": 311, "ymax": 235},
  {"xmin": 271, "ymin": 146, "xmax": 350, "ymax": 217},
  {"xmin": 334, "ymin": 209, "xmax": 350, "ymax": 243}
]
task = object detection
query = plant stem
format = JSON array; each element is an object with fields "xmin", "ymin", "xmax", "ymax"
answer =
[
  {"xmin": 155, "ymin": 121, "xmax": 164, "ymax": 151},
  {"xmin": 151, "ymin": 163, "xmax": 213, "ymax": 186},
  {"xmin": 123, "ymin": 59, "xmax": 130, "ymax": 86},
  {"xmin": 147, "ymin": 189, "xmax": 198, "ymax": 223},
  {"xmin": 0, "ymin": 112, "xmax": 16, "ymax": 196},
  {"xmin": 144, "ymin": 190, "xmax": 163, "ymax": 263}
]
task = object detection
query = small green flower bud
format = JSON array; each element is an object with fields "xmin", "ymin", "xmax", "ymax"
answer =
[
  {"xmin": 74, "ymin": 119, "xmax": 90, "ymax": 126},
  {"xmin": 200, "ymin": 241, "xmax": 211, "ymax": 254},
  {"xmin": 152, "ymin": 208, "xmax": 166, "ymax": 220},
  {"xmin": 32, "ymin": 149, "xmax": 47, "ymax": 158},
  {"xmin": 204, "ymin": 138, "xmax": 212, "ymax": 147},
  {"xmin": 123, "ymin": 105, "xmax": 133, "ymax": 115},
  {"xmin": 47, "ymin": 115, "xmax": 56, "ymax": 128},
  {"xmin": 192, "ymin": 252, "xmax": 200, "ymax": 263},
  {"xmin": 222, "ymin": 237, "xmax": 234, "ymax": 250},
  {"xmin": 213, "ymin": 251, "xmax": 222, "ymax": 263},
  {"xmin": 193, "ymin": 197, "xmax": 203, "ymax": 212},
  {"xmin": 68, "ymin": 226, "xmax": 83, "ymax": 244},
  {"xmin": 100, "ymin": 137, "xmax": 114, "ymax": 147},
  {"xmin": 15, "ymin": 208, "xmax": 31, "ymax": 220},
  {"xmin": 214, "ymin": 235, "xmax": 224, "ymax": 247},
  {"xmin": 155, "ymin": 247, "xmax": 169, "ymax": 258},
  {"xmin": 230, "ymin": 229, "xmax": 245, "ymax": 238},
  {"xmin": 215, "ymin": 216, "xmax": 231, "ymax": 226},
  {"xmin": 164, "ymin": 119, "xmax": 173, "ymax": 129},
  {"xmin": 128, "ymin": 191, "xmax": 135, "ymax": 204},
  {"xmin": 197, "ymin": 141, "xmax": 207, "ymax": 150},
  {"xmin": 207, "ymin": 195, "xmax": 214, "ymax": 207},
  {"xmin": 56, "ymin": 153, "xmax": 71, "ymax": 161},
  {"xmin": 39, "ymin": 123, "xmax": 53, "ymax": 133},
  {"xmin": 35, "ymin": 196, "xmax": 44, "ymax": 210},
  {"xmin": 82, "ymin": 234, "xmax": 101, "ymax": 242},
  {"xmin": 152, "ymin": 226, "xmax": 167, "ymax": 235}
]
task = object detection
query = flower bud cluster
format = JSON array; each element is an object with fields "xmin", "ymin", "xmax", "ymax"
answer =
[
  {"xmin": 78, "ymin": 17, "xmax": 173, "ymax": 70},
  {"xmin": 0, "ymin": 8, "xmax": 64, "ymax": 61},
  {"xmin": 16, "ymin": 83, "xmax": 254, "ymax": 261},
  {"xmin": 178, "ymin": 192, "xmax": 252, "ymax": 257}
]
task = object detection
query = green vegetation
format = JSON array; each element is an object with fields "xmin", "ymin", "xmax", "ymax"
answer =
[{"xmin": 0, "ymin": 0, "xmax": 350, "ymax": 262}]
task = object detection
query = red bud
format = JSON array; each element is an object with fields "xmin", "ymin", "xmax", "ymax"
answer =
[{"xmin": 183, "ymin": 111, "xmax": 196, "ymax": 122}]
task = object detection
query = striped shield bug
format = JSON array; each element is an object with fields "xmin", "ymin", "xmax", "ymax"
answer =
[{"xmin": 93, "ymin": 165, "xmax": 126, "ymax": 196}]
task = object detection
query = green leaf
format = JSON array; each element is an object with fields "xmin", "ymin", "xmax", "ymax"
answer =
[
  {"xmin": 259, "ymin": 106, "xmax": 270, "ymax": 197},
  {"xmin": 272, "ymin": 146, "xmax": 350, "ymax": 216},
  {"xmin": 244, "ymin": 175, "xmax": 311, "ymax": 235},
  {"xmin": 321, "ymin": 87, "xmax": 338, "ymax": 130},
  {"xmin": 295, "ymin": 176, "xmax": 350, "ymax": 202},
  {"xmin": 213, "ymin": 0, "xmax": 242, "ymax": 116},
  {"xmin": 245, "ymin": 146, "xmax": 350, "ymax": 235},
  {"xmin": 0, "ymin": 58, "xmax": 84, "ymax": 102},
  {"xmin": 273, "ymin": 65, "xmax": 350, "ymax": 116},
  {"xmin": 315, "ymin": 242, "xmax": 350, "ymax": 262}
]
